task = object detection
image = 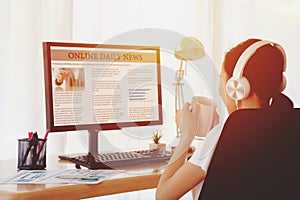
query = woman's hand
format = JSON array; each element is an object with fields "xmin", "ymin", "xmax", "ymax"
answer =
[
  {"xmin": 210, "ymin": 110, "xmax": 220, "ymax": 130},
  {"xmin": 177, "ymin": 100, "xmax": 220, "ymax": 139},
  {"xmin": 178, "ymin": 102, "xmax": 201, "ymax": 140}
]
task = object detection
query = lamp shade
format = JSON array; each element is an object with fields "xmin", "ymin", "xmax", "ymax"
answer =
[{"xmin": 174, "ymin": 37, "xmax": 205, "ymax": 61}]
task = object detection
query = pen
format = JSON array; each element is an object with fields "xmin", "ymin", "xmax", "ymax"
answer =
[
  {"xmin": 21, "ymin": 132, "xmax": 38, "ymax": 166},
  {"xmin": 36, "ymin": 129, "xmax": 50, "ymax": 159},
  {"xmin": 28, "ymin": 131, "xmax": 33, "ymax": 139},
  {"xmin": 21, "ymin": 140, "xmax": 33, "ymax": 166},
  {"xmin": 31, "ymin": 132, "xmax": 39, "ymax": 167}
]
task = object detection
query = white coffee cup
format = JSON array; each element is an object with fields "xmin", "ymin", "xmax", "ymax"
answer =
[{"xmin": 190, "ymin": 96, "xmax": 216, "ymax": 137}]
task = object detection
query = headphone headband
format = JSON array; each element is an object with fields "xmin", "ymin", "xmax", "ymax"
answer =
[
  {"xmin": 226, "ymin": 40, "xmax": 286, "ymax": 101},
  {"xmin": 233, "ymin": 40, "xmax": 272, "ymax": 78}
]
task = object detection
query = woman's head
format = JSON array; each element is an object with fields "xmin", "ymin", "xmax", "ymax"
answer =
[{"xmin": 220, "ymin": 39, "xmax": 286, "ymax": 113}]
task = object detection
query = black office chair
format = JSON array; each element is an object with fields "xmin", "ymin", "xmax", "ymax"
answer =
[{"xmin": 198, "ymin": 105, "xmax": 300, "ymax": 200}]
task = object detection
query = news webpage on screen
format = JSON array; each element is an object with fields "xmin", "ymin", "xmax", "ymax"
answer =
[{"xmin": 49, "ymin": 45, "xmax": 160, "ymax": 127}]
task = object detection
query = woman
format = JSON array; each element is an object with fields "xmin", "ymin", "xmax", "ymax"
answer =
[{"xmin": 156, "ymin": 38, "xmax": 292, "ymax": 200}]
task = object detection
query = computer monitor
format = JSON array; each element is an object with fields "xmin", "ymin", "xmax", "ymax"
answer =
[{"xmin": 43, "ymin": 42, "xmax": 162, "ymax": 154}]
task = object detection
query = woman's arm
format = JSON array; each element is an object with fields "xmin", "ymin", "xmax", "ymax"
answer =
[
  {"xmin": 156, "ymin": 102, "xmax": 207, "ymax": 200},
  {"xmin": 156, "ymin": 153, "xmax": 206, "ymax": 200}
]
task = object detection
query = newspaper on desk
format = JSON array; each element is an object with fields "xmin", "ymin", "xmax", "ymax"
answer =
[{"xmin": 0, "ymin": 169, "xmax": 123, "ymax": 184}]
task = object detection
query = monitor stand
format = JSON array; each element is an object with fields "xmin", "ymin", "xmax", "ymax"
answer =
[{"xmin": 88, "ymin": 129, "xmax": 99, "ymax": 155}]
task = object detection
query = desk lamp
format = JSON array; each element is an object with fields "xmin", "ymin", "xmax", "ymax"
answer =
[{"xmin": 174, "ymin": 37, "xmax": 205, "ymax": 138}]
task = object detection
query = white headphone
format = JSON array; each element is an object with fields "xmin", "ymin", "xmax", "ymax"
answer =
[{"xmin": 225, "ymin": 40, "xmax": 286, "ymax": 101}]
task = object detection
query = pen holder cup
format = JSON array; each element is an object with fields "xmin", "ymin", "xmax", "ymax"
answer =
[{"xmin": 17, "ymin": 138, "xmax": 47, "ymax": 170}]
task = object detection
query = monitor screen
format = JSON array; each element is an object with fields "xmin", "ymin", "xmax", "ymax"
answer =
[{"xmin": 43, "ymin": 42, "xmax": 162, "ymax": 132}]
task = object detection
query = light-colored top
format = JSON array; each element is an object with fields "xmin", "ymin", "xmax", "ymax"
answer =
[{"xmin": 188, "ymin": 123, "xmax": 224, "ymax": 199}]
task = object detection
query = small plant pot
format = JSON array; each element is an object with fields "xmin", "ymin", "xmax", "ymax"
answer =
[{"xmin": 149, "ymin": 143, "xmax": 166, "ymax": 150}]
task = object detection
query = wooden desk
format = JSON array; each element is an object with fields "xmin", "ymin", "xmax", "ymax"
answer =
[{"xmin": 0, "ymin": 155, "xmax": 164, "ymax": 200}]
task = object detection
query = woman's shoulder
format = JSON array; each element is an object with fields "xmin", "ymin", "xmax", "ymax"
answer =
[
  {"xmin": 228, "ymin": 105, "xmax": 298, "ymax": 122},
  {"xmin": 225, "ymin": 109, "xmax": 263, "ymax": 125},
  {"xmin": 222, "ymin": 106, "xmax": 300, "ymax": 138},
  {"xmin": 221, "ymin": 108, "xmax": 273, "ymax": 139}
]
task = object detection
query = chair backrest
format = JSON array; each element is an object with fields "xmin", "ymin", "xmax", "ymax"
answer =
[{"xmin": 198, "ymin": 108, "xmax": 300, "ymax": 200}]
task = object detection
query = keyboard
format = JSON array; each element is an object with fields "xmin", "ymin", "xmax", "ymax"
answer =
[{"xmin": 59, "ymin": 149, "xmax": 173, "ymax": 169}]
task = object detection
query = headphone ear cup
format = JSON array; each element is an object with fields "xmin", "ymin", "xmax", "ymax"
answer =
[
  {"xmin": 226, "ymin": 76, "xmax": 251, "ymax": 100},
  {"xmin": 279, "ymin": 75, "xmax": 286, "ymax": 92}
]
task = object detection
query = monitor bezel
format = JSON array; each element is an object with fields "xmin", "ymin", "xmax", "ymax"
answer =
[{"xmin": 43, "ymin": 41, "xmax": 163, "ymax": 132}]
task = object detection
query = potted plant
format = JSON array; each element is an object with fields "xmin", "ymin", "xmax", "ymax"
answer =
[{"xmin": 149, "ymin": 131, "xmax": 166, "ymax": 150}]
